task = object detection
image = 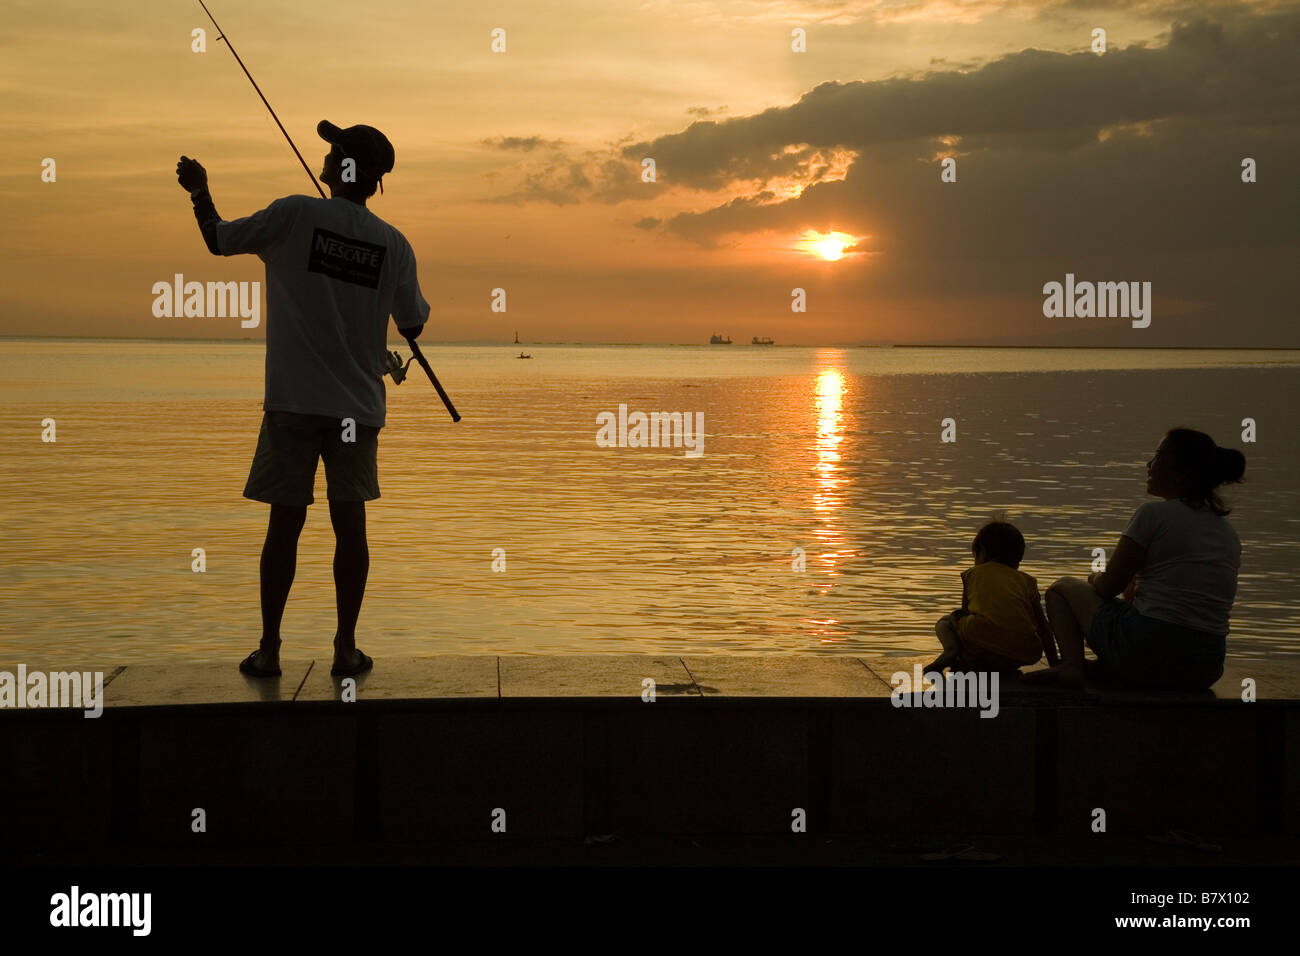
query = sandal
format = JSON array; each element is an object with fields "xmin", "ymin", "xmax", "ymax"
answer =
[
  {"xmin": 239, "ymin": 643, "xmax": 282, "ymax": 678},
  {"xmin": 331, "ymin": 648, "xmax": 373, "ymax": 677}
]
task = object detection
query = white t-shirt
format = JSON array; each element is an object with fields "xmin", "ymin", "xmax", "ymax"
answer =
[
  {"xmin": 1122, "ymin": 498, "xmax": 1240, "ymax": 636},
  {"xmin": 215, "ymin": 195, "xmax": 430, "ymax": 427}
]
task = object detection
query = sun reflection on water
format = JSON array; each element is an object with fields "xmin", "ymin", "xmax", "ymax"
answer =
[
  {"xmin": 813, "ymin": 363, "xmax": 847, "ymax": 515},
  {"xmin": 804, "ymin": 357, "xmax": 857, "ymax": 635}
]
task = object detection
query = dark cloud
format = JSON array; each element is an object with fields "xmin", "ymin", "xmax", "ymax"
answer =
[
  {"xmin": 623, "ymin": 15, "xmax": 1298, "ymax": 185},
  {"xmin": 501, "ymin": 13, "xmax": 1297, "ymax": 207},
  {"xmin": 641, "ymin": 8, "xmax": 1300, "ymax": 343},
  {"xmin": 483, "ymin": 155, "xmax": 596, "ymax": 205},
  {"xmin": 481, "ymin": 135, "xmax": 568, "ymax": 151},
  {"xmin": 653, "ymin": 0, "xmax": 1288, "ymax": 27},
  {"xmin": 484, "ymin": 5, "xmax": 1298, "ymax": 342}
]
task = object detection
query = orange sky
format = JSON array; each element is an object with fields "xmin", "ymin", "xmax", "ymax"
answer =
[{"xmin": 3, "ymin": 0, "xmax": 1296, "ymax": 345}]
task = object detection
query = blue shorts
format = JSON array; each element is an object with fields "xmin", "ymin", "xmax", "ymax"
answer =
[
  {"xmin": 1089, "ymin": 598, "xmax": 1225, "ymax": 691},
  {"xmin": 243, "ymin": 410, "xmax": 380, "ymax": 507}
]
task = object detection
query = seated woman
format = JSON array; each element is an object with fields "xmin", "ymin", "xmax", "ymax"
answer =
[{"xmin": 1025, "ymin": 427, "xmax": 1245, "ymax": 691}]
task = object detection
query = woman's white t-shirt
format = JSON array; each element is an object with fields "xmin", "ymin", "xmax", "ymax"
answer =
[{"xmin": 1121, "ymin": 498, "xmax": 1240, "ymax": 636}]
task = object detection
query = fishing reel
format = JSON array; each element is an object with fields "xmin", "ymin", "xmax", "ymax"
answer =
[{"xmin": 383, "ymin": 349, "xmax": 416, "ymax": 384}]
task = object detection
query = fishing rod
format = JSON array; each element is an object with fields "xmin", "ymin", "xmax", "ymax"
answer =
[
  {"xmin": 197, "ymin": 0, "xmax": 325, "ymax": 199},
  {"xmin": 197, "ymin": 0, "xmax": 461, "ymax": 423}
]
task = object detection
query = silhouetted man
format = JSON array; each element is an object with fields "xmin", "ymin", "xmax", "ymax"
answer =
[{"xmin": 176, "ymin": 121, "xmax": 430, "ymax": 678}]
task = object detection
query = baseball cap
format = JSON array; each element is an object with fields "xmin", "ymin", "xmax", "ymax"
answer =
[{"xmin": 317, "ymin": 120, "xmax": 395, "ymax": 194}]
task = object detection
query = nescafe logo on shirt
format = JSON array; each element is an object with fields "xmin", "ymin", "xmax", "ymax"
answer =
[{"xmin": 307, "ymin": 228, "xmax": 387, "ymax": 288}]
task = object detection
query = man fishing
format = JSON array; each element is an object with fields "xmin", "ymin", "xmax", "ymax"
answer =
[{"xmin": 176, "ymin": 121, "xmax": 431, "ymax": 678}]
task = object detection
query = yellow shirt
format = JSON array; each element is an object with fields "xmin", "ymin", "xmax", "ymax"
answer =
[{"xmin": 958, "ymin": 562, "xmax": 1042, "ymax": 664}]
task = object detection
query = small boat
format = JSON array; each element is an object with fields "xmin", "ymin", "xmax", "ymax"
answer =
[
  {"xmin": 709, "ymin": 333, "xmax": 732, "ymax": 344},
  {"xmin": 518, "ymin": 352, "xmax": 532, "ymax": 359},
  {"xmin": 752, "ymin": 336, "xmax": 774, "ymax": 345}
]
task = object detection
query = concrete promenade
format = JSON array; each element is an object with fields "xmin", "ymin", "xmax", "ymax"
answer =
[{"xmin": 3, "ymin": 654, "xmax": 1298, "ymax": 865}]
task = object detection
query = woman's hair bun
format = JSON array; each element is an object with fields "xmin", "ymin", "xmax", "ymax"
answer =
[
  {"xmin": 1215, "ymin": 446, "xmax": 1246, "ymax": 486},
  {"xmin": 1164, "ymin": 427, "xmax": 1245, "ymax": 516}
]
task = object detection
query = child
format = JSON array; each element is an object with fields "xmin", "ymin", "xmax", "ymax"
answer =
[{"xmin": 926, "ymin": 519, "xmax": 1058, "ymax": 674}]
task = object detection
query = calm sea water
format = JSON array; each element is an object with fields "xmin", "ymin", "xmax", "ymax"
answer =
[{"xmin": 2, "ymin": 339, "xmax": 1298, "ymax": 667}]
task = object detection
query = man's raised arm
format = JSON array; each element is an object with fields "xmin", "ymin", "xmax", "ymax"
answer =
[{"xmin": 176, "ymin": 155, "xmax": 221, "ymax": 256}]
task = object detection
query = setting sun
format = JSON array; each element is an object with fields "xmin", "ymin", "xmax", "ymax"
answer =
[
  {"xmin": 798, "ymin": 230, "xmax": 858, "ymax": 262},
  {"xmin": 818, "ymin": 237, "xmax": 845, "ymax": 261}
]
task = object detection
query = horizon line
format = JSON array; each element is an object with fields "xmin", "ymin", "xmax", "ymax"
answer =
[{"xmin": 1, "ymin": 335, "xmax": 1298, "ymax": 351}]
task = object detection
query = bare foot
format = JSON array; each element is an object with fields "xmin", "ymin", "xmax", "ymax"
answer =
[{"xmin": 1021, "ymin": 664, "xmax": 1084, "ymax": 689}]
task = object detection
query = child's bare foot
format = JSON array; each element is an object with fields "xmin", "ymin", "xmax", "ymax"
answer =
[{"xmin": 1021, "ymin": 663, "xmax": 1084, "ymax": 689}]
